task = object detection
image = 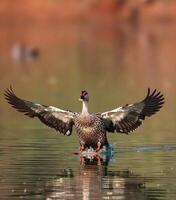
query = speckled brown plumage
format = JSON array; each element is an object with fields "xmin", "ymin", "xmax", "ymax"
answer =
[{"xmin": 74, "ymin": 114, "xmax": 108, "ymax": 149}]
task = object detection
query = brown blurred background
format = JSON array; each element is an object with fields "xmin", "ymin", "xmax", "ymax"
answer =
[{"xmin": 0, "ymin": 1, "xmax": 176, "ymax": 199}]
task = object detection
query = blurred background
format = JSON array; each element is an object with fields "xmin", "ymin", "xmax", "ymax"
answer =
[{"xmin": 0, "ymin": 0, "xmax": 176, "ymax": 199}]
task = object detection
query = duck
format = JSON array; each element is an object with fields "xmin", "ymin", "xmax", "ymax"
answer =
[
  {"xmin": 4, "ymin": 87, "xmax": 164, "ymax": 152},
  {"xmin": 11, "ymin": 43, "xmax": 39, "ymax": 62}
]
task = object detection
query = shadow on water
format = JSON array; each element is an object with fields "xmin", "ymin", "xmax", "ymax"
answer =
[
  {"xmin": 45, "ymin": 156, "xmax": 166, "ymax": 200},
  {"xmin": 7, "ymin": 149, "xmax": 170, "ymax": 200},
  {"xmin": 0, "ymin": 126, "xmax": 175, "ymax": 200}
]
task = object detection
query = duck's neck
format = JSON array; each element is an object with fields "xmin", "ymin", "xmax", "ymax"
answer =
[{"xmin": 81, "ymin": 101, "xmax": 89, "ymax": 115}]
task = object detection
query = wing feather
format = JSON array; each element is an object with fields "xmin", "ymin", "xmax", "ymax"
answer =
[
  {"xmin": 101, "ymin": 88, "xmax": 164, "ymax": 134},
  {"xmin": 4, "ymin": 86, "xmax": 75, "ymax": 135}
]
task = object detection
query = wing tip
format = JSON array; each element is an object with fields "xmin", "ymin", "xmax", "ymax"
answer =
[
  {"xmin": 4, "ymin": 85, "xmax": 14, "ymax": 95},
  {"xmin": 3, "ymin": 86, "xmax": 36, "ymax": 118},
  {"xmin": 3, "ymin": 85, "xmax": 17, "ymax": 104},
  {"xmin": 144, "ymin": 87, "xmax": 165, "ymax": 100},
  {"xmin": 142, "ymin": 88, "xmax": 165, "ymax": 117}
]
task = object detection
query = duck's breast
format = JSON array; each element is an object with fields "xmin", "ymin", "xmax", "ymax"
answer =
[{"xmin": 74, "ymin": 114, "xmax": 107, "ymax": 146}]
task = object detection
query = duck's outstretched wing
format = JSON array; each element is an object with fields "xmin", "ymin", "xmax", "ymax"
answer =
[
  {"xmin": 4, "ymin": 86, "xmax": 75, "ymax": 135},
  {"xmin": 101, "ymin": 88, "xmax": 165, "ymax": 134}
]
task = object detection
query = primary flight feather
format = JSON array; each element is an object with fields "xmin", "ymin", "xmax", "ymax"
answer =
[{"xmin": 4, "ymin": 87, "xmax": 164, "ymax": 152}]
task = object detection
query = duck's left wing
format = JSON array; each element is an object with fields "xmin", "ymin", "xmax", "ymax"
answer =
[
  {"xmin": 101, "ymin": 88, "xmax": 164, "ymax": 134},
  {"xmin": 4, "ymin": 86, "xmax": 75, "ymax": 135}
]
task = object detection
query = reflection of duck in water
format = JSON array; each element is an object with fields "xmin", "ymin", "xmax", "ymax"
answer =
[
  {"xmin": 11, "ymin": 43, "xmax": 39, "ymax": 62},
  {"xmin": 4, "ymin": 87, "xmax": 164, "ymax": 152},
  {"xmin": 45, "ymin": 157, "xmax": 166, "ymax": 200}
]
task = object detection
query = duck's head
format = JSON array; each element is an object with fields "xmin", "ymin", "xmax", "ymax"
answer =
[{"xmin": 79, "ymin": 90, "xmax": 89, "ymax": 102}]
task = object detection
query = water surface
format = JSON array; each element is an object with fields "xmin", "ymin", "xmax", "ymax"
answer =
[{"xmin": 0, "ymin": 18, "xmax": 176, "ymax": 200}]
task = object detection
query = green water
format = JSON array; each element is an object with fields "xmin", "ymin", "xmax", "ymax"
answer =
[{"xmin": 0, "ymin": 21, "xmax": 176, "ymax": 199}]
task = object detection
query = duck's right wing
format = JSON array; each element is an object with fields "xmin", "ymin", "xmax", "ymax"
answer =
[
  {"xmin": 4, "ymin": 86, "xmax": 75, "ymax": 135},
  {"xmin": 101, "ymin": 88, "xmax": 164, "ymax": 134}
]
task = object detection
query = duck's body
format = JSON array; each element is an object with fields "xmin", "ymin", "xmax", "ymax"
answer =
[
  {"xmin": 4, "ymin": 87, "xmax": 164, "ymax": 152},
  {"xmin": 74, "ymin": 113, "xmax": 108, "ymax": 150}
]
